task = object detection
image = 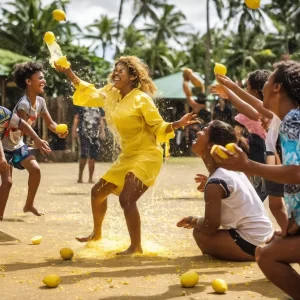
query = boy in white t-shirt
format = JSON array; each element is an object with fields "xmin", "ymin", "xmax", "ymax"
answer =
[
  {"xmin": 0, "ymin": 106, "xmax": 51, "ymax": 220},
  {"xmin": 177, "ymin": 120, "xmax": 273, "ymax": 261},
  {"xmin": 1, "ymin": 62, "xmax": 68, "ymax": 217}
]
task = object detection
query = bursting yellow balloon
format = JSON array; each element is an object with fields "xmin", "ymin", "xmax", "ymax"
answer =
[
  {"xmin": 214, "ymin": 63, "xmax": 227, "ymax": 76},
  {"xmin": 55, "ymin": 56, "xmax": 71, "ymax": 68},
  {"xmin": 244, "ymin": 0, "xmax": 260, "ymax": 10},
  {"xmin": 225, "ymin": 143, "xmax": 237, "ymax": 154},
  {"xmin": 56, "ymin": 124, "xmax": 68, "ymax": 134},
  {"xmin": 52, "ymin": 9, "xmax": 66, "ymax": 21},
  {"xmin": 44, "ymin": 31, "xmax": 55, "ymax": 44}
]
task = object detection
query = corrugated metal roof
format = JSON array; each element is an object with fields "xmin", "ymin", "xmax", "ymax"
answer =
[{"xmin": 153, "ymin": 72, "xmax": 217, "ymax": 101}]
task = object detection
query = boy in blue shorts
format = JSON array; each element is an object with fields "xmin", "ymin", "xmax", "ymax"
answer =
[{"xmin": 2, "ymin": 62, "xmax": 68, "ymax": 217}]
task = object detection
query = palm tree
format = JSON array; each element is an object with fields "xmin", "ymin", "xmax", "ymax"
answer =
[
  {"xmin": 116, "ymin": 0, "xmax": 126, "ymax": 51},
  {"xmin": 141, "ymin": 4, "xmax": 187, "ymax": 45},
  {"xmin": 0, "ymin": 0, "xmax": 79, "ymax": 57},
  {"xmin": 205, "ymin": 0, "xmax": 225, "ymax": 93},
  {"xmin": 85, "ymin": 15, "xmax": 118, "ymax": 59},
  {"xmin": 265, "ymin": 0, "xmax": 300, "ymax": 54},
  {"xmin": 130, "ymin": 0, "xmax": 166, "ymax": 24}
]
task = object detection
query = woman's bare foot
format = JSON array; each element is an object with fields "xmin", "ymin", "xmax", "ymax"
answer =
[
  {"xmin": 88, "ymin": 180, "xmax": 95, "ymax": 184},
  {"xmin": 116, "ymin": 246, "xmax": 143, "ymax": 255},
  {"xmin": 23, "ymin": 206, "xmax": 44, "ymax": 216},
  {"xmin": 77, "ymin": 179, "xmax": 83, "ymax": 183},
  {"xmin": 75, "ymin": 231, "xmax": 101, "ymax": 243}
]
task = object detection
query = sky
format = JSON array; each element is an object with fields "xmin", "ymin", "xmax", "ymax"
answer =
[{"xmin": 0, "ymin": 0, "xmax": 274, "ymax": 60}]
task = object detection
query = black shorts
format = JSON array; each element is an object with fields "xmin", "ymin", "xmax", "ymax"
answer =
[
  {"xmin": 79, "ymin": 135, "xmax": 100, "ymax": 160},
  {"xmin": 229, "ymin": 229, "xmax": 256, "ymax": 256},
  {"xmin": 264, "ymin": 179, "xmax": 284, "ymax": 197}
]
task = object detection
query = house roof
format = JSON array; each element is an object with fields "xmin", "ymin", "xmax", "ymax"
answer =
[
  {"xmin": 0, "ymin": 49, "xmax": 31, "ymax": 76},
  {"xmin": 153, "ymin": 72, "xmax": 217, "ymax": 101}
]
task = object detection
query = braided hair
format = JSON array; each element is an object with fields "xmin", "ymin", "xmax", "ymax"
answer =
[
  {"xmin": 247, "ymin": 69, "xmax": 271, "ymax": 100},
  {"xmin": 273, "ymin": 60, "xmax": 300, "ymax": 105}
]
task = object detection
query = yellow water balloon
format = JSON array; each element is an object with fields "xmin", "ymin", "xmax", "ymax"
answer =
[
  {"xmin": 44, "ymin": 32, "xmax": 55, "ymax": 45},
  {"xmin": 214, "ymin": 63, "xmax": 227, "ymax": 76},
  {"xmin": 55, "ymin": 56, "xmax": 71, "ymax": 69},
  {"xmin": 52, "ymin": 9, "xmax": 66, "ymax": 21},
  {"xmin": 210, "ymin": 145, "xmax": 229, "ymax": 159},
  {"xmin": 180, "ymin": 270, "xmax": 199, "ymax": 288},
  {"xmin": 42, "ymin": 274, "xmax": 61, "ymax": 288},
  {"xmin": 56, "ymin": 124, "xmax": 68, "ymax": 134},
  {"xmin": 31, "ymin": 235, "xmax": 42, "ymax": 245},
  {"xmin": 212, "ymin": 278, "xmax": 228, "ymax": 294},
  {"xmin": 244, "ymin": 0, "xmax": 260, "ymax": 10},
  {"xmin": 225, "ymin": 143, "xmax": 237, "ymax": 154},
  {"xmin": 60, "ymin": 248, "xmax": 74, "ymax": 260}
]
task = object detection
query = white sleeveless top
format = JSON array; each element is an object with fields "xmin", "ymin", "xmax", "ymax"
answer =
[{"xmin": 206, "ymin": 168, "xmax": 273, "ymax": 246}]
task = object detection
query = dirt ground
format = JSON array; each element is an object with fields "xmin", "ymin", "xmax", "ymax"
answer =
[{"xmin": 0, "ymin": 158, "xmax": 294, "ymax": 300}]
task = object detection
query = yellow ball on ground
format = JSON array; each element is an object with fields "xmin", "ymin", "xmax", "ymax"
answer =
[
  {"xmin": 42, "ymin": 274, "xmax": 61, "ymax": 288},
  {"xmin": 210, "ymin": 145, "xmax": 229, "ymax": 159},
  {"xmin": 244, "ymin": 0, "xmax": 260, "ymax": 10},
  {"xmin": 56, "ymin": 124, "xmax": 68, "ymax": 134},
  {"xmin": 52, "ymin": 9, "xmax": 66, "ymax": 21},
  {"xmin": 44, "ymin": 31, "xmax": 55, "ymax": 44},
  {"xmin": 60, "ymin": 248, "xmax": 74, "ymax": 260},
  {"xmin": 180, "ymin": 270, "xmax": 199, "ymax": 288},
  {"xmin": 55, "ymin": 56, "xmax": 71, "ymax": 69},
  {"xmin": 31, "ymin": 236, "xmax": 42, "ymax": 245},
  {"xmin": 225, "ymin": 143, "xmax": 237, "ymax": 154},
  {"xmin": 214, "ymin": 63, "xmax": 227, "ymax": 76},
  {"xmin": 212, "ymin": 278, "xmax": 228, "ymax": 294}
]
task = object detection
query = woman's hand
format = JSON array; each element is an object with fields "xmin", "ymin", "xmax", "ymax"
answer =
[
  {"xmin": 54, "ymin": 61, "xmax": 70, "ymax": 74},
  {"xmin": 195, "ymin": 174, "xmax": 208, "ymax": 192},
  {"xmin": 178, "ymin": 112, "xmax": 199, "ymax": 128},
  {"xmin": 210, "ymin": 84, "xmax": 231, "ymax": 99},
  {"xmin": 215, "ymin": 75, "xmax": 236, "ymax": 90}
]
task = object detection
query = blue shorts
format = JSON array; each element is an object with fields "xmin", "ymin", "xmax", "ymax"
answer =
[
  {"xmin": 79, "ymin": 135, "xmax": 100, "ymax": 160},
  {"xmin": 4, "ymin": 144, "xmax": 31, "ymax": 170}
]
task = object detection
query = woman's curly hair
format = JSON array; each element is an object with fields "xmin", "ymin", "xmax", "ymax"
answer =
[
  {"xmin": 108, "ymin": 56, "xmax": 157, "ymax": 97},
  {"xmin": 273, "ymin": 60, "xmax": 300, "ymax": 105},
  {"xmin": 13, "ymin": 62, "xmax": 44, "ymax": 90}
]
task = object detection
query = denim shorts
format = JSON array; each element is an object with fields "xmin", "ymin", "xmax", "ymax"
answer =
[{"xmin": 4, "ymin": 144, "xmax": 31, "ymax": 170}]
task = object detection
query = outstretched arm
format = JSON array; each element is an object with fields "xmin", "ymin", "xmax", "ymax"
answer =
[
  {"xmin": 211, "ymin": 85, "xmax": 260, "ymax": 121},
  {"xmin": 0, "ymin": 141, "xmax": 8, "ymax": 171},
  {"xmin": 215, "ymin": 75, "xmax": 273, "ymax": 119},
  {"xmin": 214, "ymin": 145, "xmax": 300, "ymax": 184}
]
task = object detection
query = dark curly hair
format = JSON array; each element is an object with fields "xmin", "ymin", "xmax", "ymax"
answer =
[
  {"xmin": 247, "ymin": 69, "xmax": 271, "ymax": 100},
  {"xmin": 209, "ymin": 120, "xmax": 249, "ymax": 153},
  {"xmin": 273, "ymin": 60, "xmax": 300, "ymax": 105},
  {"xmin": 13, "ymin": 62, "xmax": 44, "ymax": 90}
]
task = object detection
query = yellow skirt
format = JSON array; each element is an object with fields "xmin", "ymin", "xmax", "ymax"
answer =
[{"xmin": 102, "ymin": 147, "xmax": 163, "ymax": 195}]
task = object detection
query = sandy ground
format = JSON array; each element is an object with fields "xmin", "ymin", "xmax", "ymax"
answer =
[{"xmin": 0, "ymin": 158, "xmax": 294, "ymax": 300}]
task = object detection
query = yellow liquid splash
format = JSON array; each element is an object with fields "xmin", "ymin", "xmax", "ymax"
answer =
[{"xmin": 46, "ymin": 41, "xmax": 70, "ymax": 68}]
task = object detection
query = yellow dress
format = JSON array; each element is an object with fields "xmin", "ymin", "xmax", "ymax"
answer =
[{"xmin": 73, "ymin": 81, "xmax": 175, "ymax": 195}]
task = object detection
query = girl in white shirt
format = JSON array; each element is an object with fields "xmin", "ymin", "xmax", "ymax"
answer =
[{"xmin": 177, "ymin": 120, "xmax": 273, "ymax": 261}]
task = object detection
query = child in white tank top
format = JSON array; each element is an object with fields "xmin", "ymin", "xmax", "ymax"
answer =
[{"xmin": 177, "ymin": 120, "xmax": 273, "ymax": 261}]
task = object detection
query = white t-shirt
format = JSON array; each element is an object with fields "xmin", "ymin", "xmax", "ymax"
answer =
[
  {"xmin": 2, "ymin": 96, "xmax": 47, "ymax": 151},
  {"xmin": 206, "ymin": 168, "xmax": 273, "ymax": 246}
]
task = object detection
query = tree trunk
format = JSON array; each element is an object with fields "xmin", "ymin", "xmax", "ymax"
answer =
[
  {"xmin": 205, "ymin": 0, "xmax": 212, "ymax": 95},
  {"xmin": 116, "ymin": 0, "xmax": 125, "ymax": 52}
]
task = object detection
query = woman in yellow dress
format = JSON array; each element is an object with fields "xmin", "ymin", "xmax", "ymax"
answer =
[{"xmin": 55, "ymin": 56, "xmax": 197, "ymax": 255}]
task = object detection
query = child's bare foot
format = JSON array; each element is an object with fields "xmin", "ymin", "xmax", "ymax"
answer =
[
  {"xmin": 116, "ymin": 246, "xmax": 143, "ymax": 255},
  {"xmin": 75, "ymin": 232, "xmax": 101, "ymax": 243},
  {"xmin": 88, "ymin": 180, "xmax": 95, "ymax": 184},
  {"xmin": 77, "ymin": 179, "xmax": 83, "ymax": 183},
  {"xmin": 23, "ymin": 206, "xmax": 44, "ymax": 216}
]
